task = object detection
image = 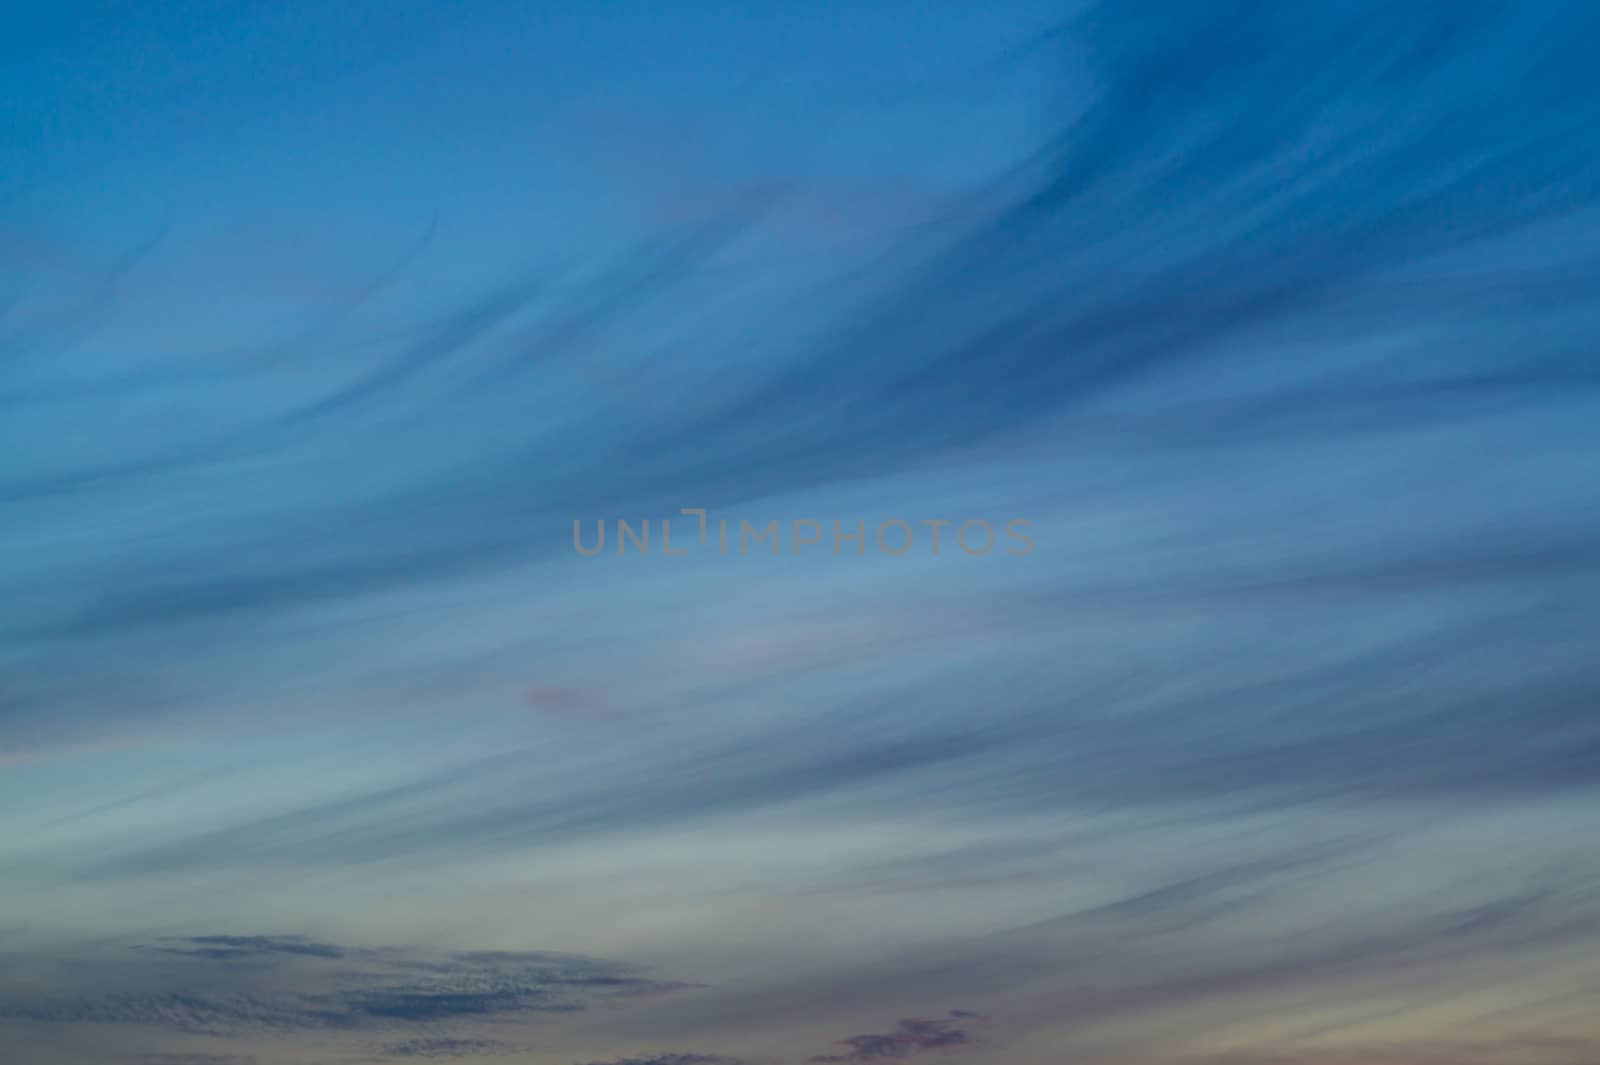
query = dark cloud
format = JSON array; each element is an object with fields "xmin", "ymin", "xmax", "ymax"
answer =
[
  {"xmin": 579, "ymin": 1056, "xmax": 742, "ymax": 1065},
  {"xmin": 142, "ymin": 935, "xmax": 346, "ymax": 960},
  {"xmin": 0, "ymin": 936, "xmax": 680, "ymax": 1037},
  {"xmin": 809, "ymin": 1012, "xmax": 986, "ymax": 1063},
  {"xmin": 383, "ymin": 1036, "xmax": 517, "ymax": 1059}
]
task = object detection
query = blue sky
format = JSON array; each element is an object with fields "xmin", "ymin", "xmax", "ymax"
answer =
[{"xmin": 4, "ymin": 2, "xmax": 1600, "ymax": 1064}]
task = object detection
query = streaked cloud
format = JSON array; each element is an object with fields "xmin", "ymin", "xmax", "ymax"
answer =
[{"xmin": 5, "ymin": 0, "xmax": 1600, "ymax": 1063}]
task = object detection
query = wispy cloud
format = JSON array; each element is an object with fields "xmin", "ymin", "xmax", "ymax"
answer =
[{"xmin": 6, "ymin": 1, "xmax": 1600, "ymax": 1063}]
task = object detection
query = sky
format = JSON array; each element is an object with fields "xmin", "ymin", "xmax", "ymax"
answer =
[{"xmin": 4, "ymin": 1, "xmax": 1600, "ymax": 1063}]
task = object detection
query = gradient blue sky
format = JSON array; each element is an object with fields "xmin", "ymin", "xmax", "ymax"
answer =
[{"xmin": 5, "ymin": 2, "xmax": 1600, "ymax": 1064}]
